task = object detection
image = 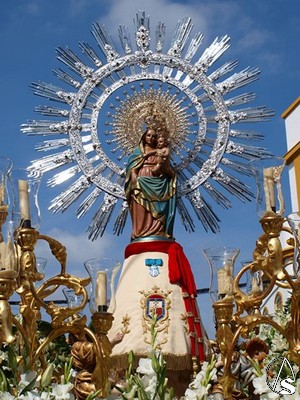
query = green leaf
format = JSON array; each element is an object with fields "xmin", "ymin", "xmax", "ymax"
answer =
[
  {"xmin": 63, "ymin": 356, "xmax": 73, "ymax": 383},
  {"xmin": 0, "ymin": 368, "xmax": 8, "ymax": 393},
  {"xmin": 41, "ymin": 363, "xmax": 55, "ymax": 388},
  {"xmin": 127, "ymin": 350, "xmax": 135, "ymax": 377},
  {"xmin": 151, "ymin": 353, "xmax": 160, "ymax": 373},
  {"xmin": 19, "ymin": 375, "xmax": 38, "ymax": 395},
  {"xmin": 7, "ymin": 346, "xmax": 18, "ymax": 370},
  {"xmin": 246, "ymin": 355, "xmax": 262, "ymax": 376},
  {"xmin": 86, "ymin": 390, "xmax": 101, "ymax": 400},
  {"xmin": 134, "ymin": 376, "xmax": 149, "ymax": 399},
  {"xmin": 168, "ymin": 386, "xmax": 174, "ymax": 399},
  {"xmin": 128, "ymin": 350, "xmax": 135, "ymax": 365}
]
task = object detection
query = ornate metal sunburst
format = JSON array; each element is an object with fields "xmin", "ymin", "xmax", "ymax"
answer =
[{"xmin": 21, "ymin": 11, "xmax": 274, "ymax": 240}]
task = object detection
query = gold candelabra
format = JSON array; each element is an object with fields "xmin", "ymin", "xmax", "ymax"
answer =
[
  {"xmin": 211, "ymin": 158, "xmax": 300, "ymax": 399},
  {"xmin": 0, "ymin": 205, "xmax": 113, "ymax": 398}
]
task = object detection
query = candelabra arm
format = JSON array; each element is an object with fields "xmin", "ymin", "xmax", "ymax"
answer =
[
  {"xmin": 213, "ymin": 299, "xmax": 235, "ymax": 398},
  {"xmin": 32, "ymin": 321, "xmax": 88, "ymax": 367},
  {"xmin": 257, "ymin": 213, "xmax": 284, "ymax": 278},
  {"xmin": 233, "ymin": 266, "xmax": 277, "ymax": 318},
  {"xmin": 232, "ymin": 212, "xmax": 287, "ymax": 319},
  {"xmin": 285, "ymin": 277, "xmax": 300, "ymax": 365},
  {"xmin": 280, "ymin": 266, "xmax": 296, "ymax": 289},
  {"xmin": 12, "ymin": 227, "xmax": 92, "ymax": 374},
  {"xmin": 38, "ymin": 234, "xmax": 67, "ymax": 275},
  {"xmin": 0, "ymin": 270, "xmax": 17, "ymax": 345},
  {"xmin": 12, "ymin": 313, "xmax": 27, "ymax": 341},
  {"xmin": 37, "ymin": 274, "xmax": 90, "ymax": 327},
  {"xmin": 14, "ymin": 227, "xmax": 42, "ymax": 363},
  {"xmin": 213, "ymin": 300, "xmax": 234, "ymax": 351}
]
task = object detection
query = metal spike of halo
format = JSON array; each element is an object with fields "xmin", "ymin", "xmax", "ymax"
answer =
[{"xmin": 21, "ymin": 11, "xmax": 274, "ymax": 240}]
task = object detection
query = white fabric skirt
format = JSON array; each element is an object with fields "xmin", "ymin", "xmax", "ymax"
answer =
[{"xmin": 108, "ymin": 250, "xmax": 201, "ymax": 370}]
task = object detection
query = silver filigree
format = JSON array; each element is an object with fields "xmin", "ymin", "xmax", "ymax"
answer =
[{"xmin": 21, "ymin": 10, "xmax": 274, "ymax": 238}]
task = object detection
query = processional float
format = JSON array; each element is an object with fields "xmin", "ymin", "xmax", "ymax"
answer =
[{"xmin": 1, "ymin": 10, "xmax": 296, "ymax": 400}]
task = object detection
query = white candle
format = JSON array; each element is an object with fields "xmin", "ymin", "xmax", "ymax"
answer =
[
  {"xmin": 95, "ymin": 270, "xmax": 107, "ymax": 306},
  {"xmin": 251, "ymin": 276, "xmax": 261, "ymax": 294},
  {"xmin": 0, "ymin": 242, "xmax": 6, "ymax": 270},
  {"xmin": 18, "ymin": 180, "xmax": 31, "ymax": 220},
  {"xmin": 263, "ymin": 167, "xmax": 276, "ymax": 211},
  {"xmin": 217, "ymin": 264, "xmax": 233, "ymax": 297},
  {"xmin": 0, "ymin": 184, "xmax": 4, "ymax": 205},
  {"xmin": 217, "ymin": 269, "xmax": 226, "ymax": 295}
]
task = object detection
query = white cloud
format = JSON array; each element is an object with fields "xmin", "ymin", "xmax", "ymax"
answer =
[
  {"xmin": 236, "ymin": 27, "xmax": 271, "ymax": 52},
  {"xmin": 35, "ymin": 227, "xmax": 116, "ymax": 277},
  {"xmin": 99, "ymin": 0, "xmax": 210, "ymax": 44},
  {"xmin": 91, "ymin": 0, "xmax": 276, "ymax": 66}
]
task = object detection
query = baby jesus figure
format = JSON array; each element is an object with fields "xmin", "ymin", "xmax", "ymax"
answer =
[{"xmin": 143, "ymin": 135, "xmax": 175, "ymax": 178}]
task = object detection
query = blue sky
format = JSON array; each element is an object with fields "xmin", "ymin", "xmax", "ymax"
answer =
[{"xmin": 1, "ymin": 0, "xmax": 299, "ymax": 337}]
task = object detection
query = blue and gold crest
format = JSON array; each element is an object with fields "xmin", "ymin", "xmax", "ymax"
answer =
[{"xmin": 139, "ymin": 285, "xmax": 172, "ymax": 348}]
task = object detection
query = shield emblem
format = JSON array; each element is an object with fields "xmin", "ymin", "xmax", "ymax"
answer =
[{"xmin": 146, "ymin": 294, "xmax": 165, "ymax": 320}]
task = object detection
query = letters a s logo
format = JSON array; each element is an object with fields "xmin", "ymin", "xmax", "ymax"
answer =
[
  {"xmin": 266, "ymin": 356, "xmax": 296, "ymax": 395},
  {"xmin": 280, "ymin": 377, "xmax": 296, "ymax": 395}
]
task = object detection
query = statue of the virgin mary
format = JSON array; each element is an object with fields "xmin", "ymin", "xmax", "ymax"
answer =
[{"xmin": 108, "ymin": 111, "xmax": 209, "ymax": 395}]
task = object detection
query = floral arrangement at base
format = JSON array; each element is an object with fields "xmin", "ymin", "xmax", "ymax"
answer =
[
  {"xmin": 0, "ymin": 320, "xmax": 75, "ymax": 400},
  {"xmin": 245, "ymin": 299, "xmax": 300, "ymax": 399},
  {"xmin": 0, "ymin": 315, "xmax": 218, "ymax": 400},
  {"xmin": 1, "ymin": 299, "xmax": 300, "ymax": 400},
  {"xmin": 0, "ymin": 353, "xmax": 75, "ymax": 400}
]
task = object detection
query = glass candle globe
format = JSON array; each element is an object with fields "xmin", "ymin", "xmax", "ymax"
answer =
[
  {"xmin": 203, "ymin": 246, "xmax": 240, "ymax": 303},
  {"xmin": 0, "ymin": 156, "xmax": 13, "ymax": 208},
  {"xmin": 84, "ymin": 257, "xmax": 120, "ymax": 314},
  {"xmin": 249, "ymin": 157, "xmax": 286, "ymax": 218},
  {"xmin": 9, "ymin": 169, "xmax": 42, "ymax": 229}
]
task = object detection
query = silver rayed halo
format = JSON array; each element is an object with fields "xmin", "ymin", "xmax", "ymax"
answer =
[{"xmin": 21, "ymin": 11, "xmax": 274, "ymax": 239}]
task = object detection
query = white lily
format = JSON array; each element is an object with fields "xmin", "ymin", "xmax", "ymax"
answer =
[
  {"xmin": 50, "ymin": 383, "xmax": 75, "ymax": 400},
  {"xmin": 136, "ymin": 357, "xmax": 156, "ymax": 377},
  {"xmin": 16, "ymin": 392, "xmax": 42, "ymax": 400},
  {"xmin": 270, "ymin": 331, "xmax": 288, "ymax": 353},
  {"xmin": 140, "ymin": 373, "xmax": 157, "ymax": 394},
  {"xmin": 252, "ymin": 371, "xmax": 270, "ymax": 394},
  {"xmin": 0, "ymin": 393, "xmax": 15, "ymax": 400},
  {"xmin": 252, "ymin": 372, "xmax": 282, "ymax": 399},
  {"xmin": 184, "ymin": 387, "xmax": 199, "ymax": 400}
]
